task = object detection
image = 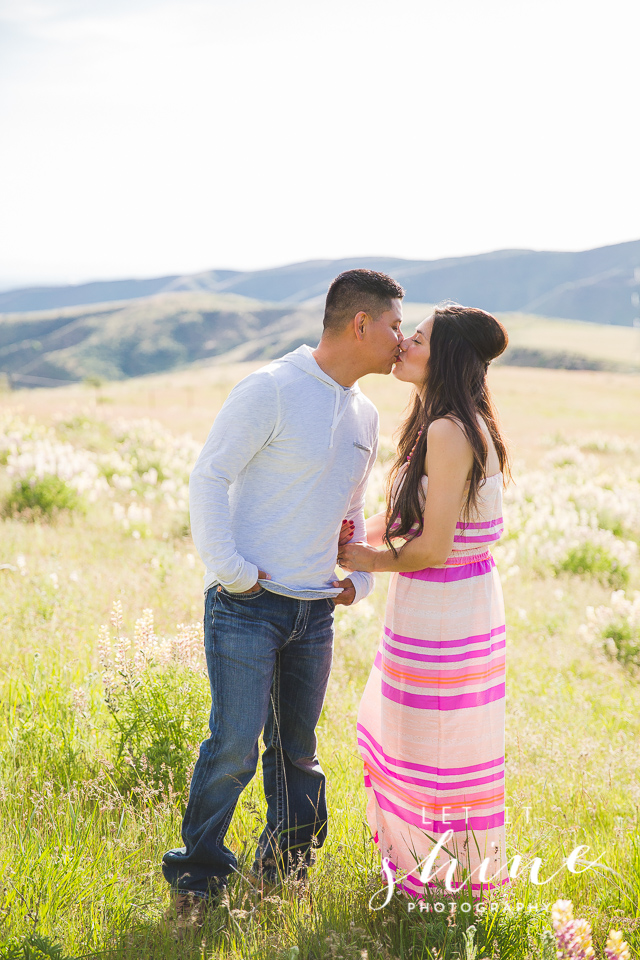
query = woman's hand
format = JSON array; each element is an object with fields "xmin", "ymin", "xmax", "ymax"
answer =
[
  {"xmin": 337, "ymin": 541, "xmax": 379, "ymax": 572},
  {"xmin": 338, "ymin": 518, "xmax": 355, "ymax": 547}
]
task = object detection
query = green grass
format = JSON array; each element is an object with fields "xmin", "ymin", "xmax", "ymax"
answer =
[{"xmin": 1, "ymin": 370, "xmax": 640, "ymax": 958}]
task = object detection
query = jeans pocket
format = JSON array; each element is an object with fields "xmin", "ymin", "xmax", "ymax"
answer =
[{"xmin": 218, "ymin": 585, "xmax": 266, "ymax": 600}]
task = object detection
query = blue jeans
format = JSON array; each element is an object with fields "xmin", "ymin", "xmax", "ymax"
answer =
[{"xmin": 162, "ymin": 586, "xmax": 335, "ymax": 897}]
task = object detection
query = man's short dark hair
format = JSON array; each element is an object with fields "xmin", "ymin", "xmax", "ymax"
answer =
[{"xmin": 323, "ymin": 269, "xmax": 405, "ymax": 334}]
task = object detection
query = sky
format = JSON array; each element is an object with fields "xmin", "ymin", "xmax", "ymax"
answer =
[{"xmin": 0, "ymin": 0, "xmax": 639, "ymax": 289}]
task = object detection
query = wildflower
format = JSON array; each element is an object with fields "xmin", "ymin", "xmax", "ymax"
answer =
[
  {"xmin": 133, "ymin": 608, "xmax": 159, "ymax": 664},
  {"xmin": 99, "ymin": 605, "xmax": 204, "ymax": 676},
  {"xmin": 605, "ymin": 930, "xmax": 631, "ymax": 960},
  {"xmin": 552, "ymin": 899, "xmax": 595, "ymax": 959},
  {"xmin": 113, "ymin": 632, "xmax": 131, "ymax": 671},
  {"xmin": 552, "ymin": 899, "xmax": 574, "ymax": 930},
  {"xmin": 71, "ymin": 687, "xmax": 89, "ymax": 716},
  {"xmin": 111, "ymin": 600, "xmax": 124, "ymax": 634},
  {"xmin": 97, "ymin": 624, "xmax": 111, "ymax": 668}
]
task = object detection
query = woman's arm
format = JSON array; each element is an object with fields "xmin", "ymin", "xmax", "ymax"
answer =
[
  {"xmin": 365, "ymin": 510, "xmax": 387, "ymax": 547},
  {"xmin": 365, "ymin": 511, "xmax": 411, "ymax": 549},
  {"xmin": 338, "ymin": 419, "xmax": 473, "ymax": 574}
]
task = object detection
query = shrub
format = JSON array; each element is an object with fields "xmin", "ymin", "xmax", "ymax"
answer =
[
  {"xmin": 3, "ymin": 476, "xmax": 83, "ymax": 521},
  {"xmin": 580, "ymin": 591, "xmax": 640, "ymax": 673},
  {"xmin": 557, "ymin": 541, "xmax": 629, "ymax": 589}
]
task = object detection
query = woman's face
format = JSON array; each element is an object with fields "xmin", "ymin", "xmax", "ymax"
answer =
[{"xmin": 393, "ymin": 315, "xmax": 433, "ymax": 386}]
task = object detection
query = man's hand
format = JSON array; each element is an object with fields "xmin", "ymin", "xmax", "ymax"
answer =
[
  {"xmin": 239, "ymin": 569, "xmax": 271, "ymax": 594},
  {"xmin": 332, "ymin": 577, "xmax": 356, "ymax": 606}
]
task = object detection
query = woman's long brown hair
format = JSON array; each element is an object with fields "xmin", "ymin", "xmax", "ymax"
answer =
[{"xmin": 384, "ymin": 302, "xmax": 511, "ymax": 552}]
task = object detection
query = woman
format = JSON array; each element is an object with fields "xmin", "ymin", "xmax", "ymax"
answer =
[{"xmin": 338, "ymin": 302, "xmax": 511, "ymax": 898}]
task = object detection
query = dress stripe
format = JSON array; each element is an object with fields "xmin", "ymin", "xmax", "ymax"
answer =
[
  {"xmin": 370, "ymin": 785, "xmax": 505, "ymax": 834},
  {"xmin": 456, "ymin": 516, "xmax": 503, "ymax": 529},
  {"xmin": 359, "ymin": 745, "xmax": 505, "ymax": 790},
  {"xmin": 454, "ymin": 531, "xmax": 502, "ymax": 544},
  {"xmin": 381, "ymin": 679, "xmax": 506, "ymax": 711},
  {"xmin": 383, "ymin": 638, "xmax": 506, "ymax": 666},
  {"xmin": 375, "ymin": 650, "xmax": 506, "ymax": 687},
  {"xmin": 400, "ymin": 556, "xmax": 495, "ymax": 583},
  {"xmin": 357, "ymin": 723, "xmax": 504, "ymax": 776},
  {"xmin": 366, "ymin": 759, "xmax": 504, "ymax": 808},
  {"xmin": 384, "ymin": 623, "xmax": 506, "ymax": 651}
]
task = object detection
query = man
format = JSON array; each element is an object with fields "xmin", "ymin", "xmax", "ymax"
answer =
[{"xmin": 162, "ymin": 268, "xmax": 405, "ymax": 925}]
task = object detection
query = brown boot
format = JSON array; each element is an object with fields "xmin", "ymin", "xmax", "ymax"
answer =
[{"xmin": 164, "ymin": 891, "xmax": 210, "ymax": 937}]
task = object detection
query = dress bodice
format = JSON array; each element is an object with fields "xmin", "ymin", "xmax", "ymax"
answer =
[{"xmin": 390, "ymin": 471, "xmax": 504, "ymax": 561}]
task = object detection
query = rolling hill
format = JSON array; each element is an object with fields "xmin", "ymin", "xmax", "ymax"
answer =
[
  {"xmin": 1, "ymin": 292, "xmax": 639, "ymax": 388},
  {"xmin": 0, "ymin": 293, "xmax": 322, "ymax": 385},
  {"xmin": 2, "ymin": 239, "xmax": 640, "ymax": 325}
]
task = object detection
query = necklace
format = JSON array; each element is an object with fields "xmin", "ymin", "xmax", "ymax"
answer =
[{"xmin": 406, "ymin": 429, "xmax": 423, "ymax": 463}]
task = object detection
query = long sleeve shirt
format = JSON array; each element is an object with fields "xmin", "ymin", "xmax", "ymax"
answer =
[{"xmin": 189, "ymin": 344, "xmax": 378, "ymax": 603}]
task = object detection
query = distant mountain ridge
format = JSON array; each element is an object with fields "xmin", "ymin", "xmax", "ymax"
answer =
[{"xmin": 2, "ymin": 239, "xmax": 640, "ymax": 325}]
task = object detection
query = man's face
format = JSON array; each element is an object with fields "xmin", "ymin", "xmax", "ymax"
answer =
[{"xmin": 364, "ymin": 298, "xmax": 404, "ymax": 374}]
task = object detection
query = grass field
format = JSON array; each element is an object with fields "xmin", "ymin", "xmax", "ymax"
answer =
[
  {"xmin": 1, "ymin": 364, "xmax": 640, "ymax": 959},
  {"xmin": 498, "ymin": 313, "xmax": 640, "ymax": 371}
]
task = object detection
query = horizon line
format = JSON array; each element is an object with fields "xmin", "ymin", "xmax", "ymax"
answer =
[{"xmin": 2, "ymin": 236, "xmax": 640, "ymax": 295}]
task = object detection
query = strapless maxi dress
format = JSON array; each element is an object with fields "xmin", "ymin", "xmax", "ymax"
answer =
[{"xmin": 357, "ymin": 473, "xmax": 509, "ymax": 897}]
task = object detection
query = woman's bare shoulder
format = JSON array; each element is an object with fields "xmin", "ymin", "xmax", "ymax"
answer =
[
  {"xmin": 425, "ymin": 418, "xmax": 473, "ymax": 479},
  {"xmin": 427, "ymin": 417, "xmax": 469, "ymax": 446}
]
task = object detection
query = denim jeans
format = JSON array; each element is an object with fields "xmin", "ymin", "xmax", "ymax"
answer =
[{"xmin": 162, "ymin": 586, "xmax": 335, "ymax": 897}]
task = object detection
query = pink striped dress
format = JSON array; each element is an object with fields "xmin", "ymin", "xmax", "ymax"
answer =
[{"xmin": 357, "ymin": 473, "xmax": 508, "ymax": 897}]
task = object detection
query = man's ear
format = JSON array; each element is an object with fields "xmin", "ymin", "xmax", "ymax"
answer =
[{"xmin": 353, "ymin": 311, "xmax": 370, "ymax": 342}]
